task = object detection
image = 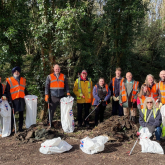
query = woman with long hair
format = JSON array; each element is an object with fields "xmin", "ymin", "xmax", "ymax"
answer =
[
  {"xmin": 139, "ymin": 97, "xmax": 162, "ymax": 141},
  {"xmin": 92, "ymin": 78, "xmax": 111, "ymax": 126},
  {"xmin": 137, "ymin": 84, "xmax": 150, "ymax": 110}
]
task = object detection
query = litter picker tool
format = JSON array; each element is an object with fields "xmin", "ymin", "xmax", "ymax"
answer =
[
  {"xmin": 47, "ymin": 99, "xmax": 51, "ymax": 130},
  {"xmin": 85, "ymin": 102, "xmax": 101, "ymax": 121},
  {"xmin": 11, "ymin": 103, "xmax": 16, "ymax": 134},
  {"xmin": 128, "ymin": 132, "xmax": 140, "ymax": 155}
]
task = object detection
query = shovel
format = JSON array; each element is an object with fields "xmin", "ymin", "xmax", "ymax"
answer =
[{"xmin": 11, "ymin": 103, "xmax": 16, "ymax": 134}]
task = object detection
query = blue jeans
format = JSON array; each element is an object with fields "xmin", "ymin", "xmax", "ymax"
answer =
[{"xmin": 155, "ymin": 127, "xmax": 162, "ymax": 140}]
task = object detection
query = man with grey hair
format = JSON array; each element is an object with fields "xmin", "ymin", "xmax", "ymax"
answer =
[
  {"xmin": 73, "ymin": 70, "xmax": 93, "ymax": 127},
  {"xmin": 119, "ymin": 72, "xmax": 139, "ymax": 122},
  {"xmin": 159, "ymin": 70, "xmax": 165, "ymax": 105},
  {"xmin": 45, "ymin": 64, "xmax": 70, "ymax": 126}
]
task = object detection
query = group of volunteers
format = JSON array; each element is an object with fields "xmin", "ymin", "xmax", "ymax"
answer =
[{"xmin": 0, "ymin": 64, "xmax": 165, "ymax": 142}]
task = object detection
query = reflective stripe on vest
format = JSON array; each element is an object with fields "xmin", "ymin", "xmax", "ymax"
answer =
[
  {"xmin": 112, "ymin": 77, "xmax": 124, "ymax": 96},
  {"xmin": 141, "ymin": 108, "xmax": 159, "ymax": 122},
  {"xmin": 120, "ymin": 81, "xmax": 139, "ymax": 103},
  {"xmin": 49, "ymin": 73, "xmax": 64, "ymax": 90},
  {"xmin": 148, "ymin": 83, "xmax": 159, "ymax": 100},
  {"xmin": 6, "ymin": 77, "xmax": 26, "ymax": 100},
  {"xmin": 159, "ymin": 81, "xmax": 165, "ymax": 104},
  {"xmin": 92, "ymin": 84, "xmax": 108, "ymax": 105},
  {"xmin": 139, "ymin": 95, "xmax": 147, "ymax": 109},
  {"xmin": 76, "ymin": 78, "xmax": 91, "ymax": 100}
]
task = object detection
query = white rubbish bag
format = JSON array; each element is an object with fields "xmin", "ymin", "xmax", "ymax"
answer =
[
  {"xmin": 0, "ymin": 100, "xmax": 11, "ymax": 137},
  {"xmin": 60, "ymin": 96, "xmax": 74, "ymax": 133},
  {"xmin": 80, "ymin": 136, "xmax": 109, "ymax": 154},
  {"xmin": 39, "ymin": 137, "xmax": 72, "ymax": 154},
  {"xmin": 139, "ymin": 127, "xmax": 164, "ymax": 154},
  {"xmin": 24, "ymin": 95, "xmax": 38, "ymax": 128},
  {"xmin": 160, "ymin": 105, "xmax": 165, "ymax": 126}
]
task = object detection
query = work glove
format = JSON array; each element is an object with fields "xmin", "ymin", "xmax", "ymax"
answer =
[
  {"xmin": 146, "ymin": 124, "xmax": 155, "ymax": 134},
  {"xmin": 1, "ymin": 96, "xmax": 6, "ymax": 100},
  {"xmin": 113, "ymin": 96, "xmax": 119, "ymax": 101},
  {"xmin": 99, "ymin": 100, "xmax": 102, "ymax": 103},
  {"xmin": 133, "ymin": 99, "xmax": 136, "ymax": 103},
  {"xmin": 80, "ymin": 93, "xmax": 85, "ymax": 98},
  {"xmin": 45, "ymin": 95, "xmax": 49, "ymax": 102}
]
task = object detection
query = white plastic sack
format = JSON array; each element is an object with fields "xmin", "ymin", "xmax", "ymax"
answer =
[
  {"xmin": 60, "ymin": 96, "xmax": 74, "ymax": 133},
  {"xmin": 0, "ymin": 100, "xmax": 11, "ymax": 117},
  {"xmin": 24, "ymin": 95, "xmax": 38, "ymax": 128},
  {"xmin": 160, "ymin": 105, "xmax": 165, "ymax": 126},
  {"xmin": 139, "ymin": 127, "xmax": 164, "ymax": 154},
  {"xmin": 80, "ymin": 136, "xmax": 109, "ymax": 154},
  {"xmin": 0, "ymin": 100, "xmax": 11, "ymax": 137},
  {"xmin": 39, "ymin": 137, "xmax": 72, "ymax": 154}
]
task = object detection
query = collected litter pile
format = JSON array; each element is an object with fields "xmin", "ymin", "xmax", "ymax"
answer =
[
  {"xmin": 15, "ymin": 121, "xmax": 62, "ymax": 143},
  {"xmin": 90, "ymin": 116, "xmax": 139, "ymax": 142}
]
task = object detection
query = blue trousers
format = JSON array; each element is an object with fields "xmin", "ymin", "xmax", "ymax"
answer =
[
  {"xmin": 112, "ymin": 100, "xmax": 123, "ymax": 116},
  {"xmin": 155, "ymin": 127, "xmax": 162, "ymax": 140}
]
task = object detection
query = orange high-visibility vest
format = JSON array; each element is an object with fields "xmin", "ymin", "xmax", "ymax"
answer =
[
  {"xmin": 112, "ymin": 77, "xmax": 124, "ymax": 96},
  {"xmin": 120, "ymin": 81, "xmax": 139, "ymax": 103},
  {"xmin": 6, "ymin": 77, "xmax": 26, "ymax": 100},
  {"xmin": 92, "ymin": 84, "xmax": 109, "ymax": 105},
  {"xmin": 2, "ymin": 84, "xmax": 6, "ymax": 94},
  {"xmin": 148, "ymin": 83, "xmax": 159, "ymax": 101},
  {"xmin": 49, "ymin": 73, "xmax": 65, "ymax": 90},
  {"xmin": 139, "ymin": 95, "xmax": 147, "ymax": 109},
  {"xmin": 159, "ymin": 81, "xmax": 165, "ymax": 104}
]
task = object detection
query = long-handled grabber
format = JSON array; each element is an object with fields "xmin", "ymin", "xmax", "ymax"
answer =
[
  {"xmin": 128, "ymin": 132, "xmax": 140, "ymax": 156},
  {"xmin": 12, "ymin": 104, "xmax": 16, "ymax": 134},
  {"xmin": 47, "ymin": 100, "xmax": 51, "ymax": 130},
  {"xmin": 85, "ymin": 102, "xmax": 101, "ymax": 121}
]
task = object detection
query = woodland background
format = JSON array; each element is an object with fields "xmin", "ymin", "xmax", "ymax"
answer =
[{"xmin": 0, "ymin": 0, "xmax": 165, "ymax": 115}]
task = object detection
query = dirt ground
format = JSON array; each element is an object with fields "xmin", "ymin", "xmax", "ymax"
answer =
[{"xmin": 1, "ymin": 104, "xmax": 165, "ymax": 165}]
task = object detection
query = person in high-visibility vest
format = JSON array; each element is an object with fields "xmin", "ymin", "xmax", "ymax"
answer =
[
  {"xmin": 45, "ymin": 64, "xmax": 70, "ymax": 126},
  {"xmin": 109, "ymin": 67, "xmax": 124, "ymax": 116},
  {"xmin": 139, "ymin": 97, "xmax": 162, "ymax": 141},
  {"xmin": 137, "ymin": 84, "xmax": 149, "ymax": 110},
  {"xmin": 73, "ymin": 70, "xmax": 93, "ymax": 127},
  {"xmin": 119, "ymin": 72, "xmax": 139, "ymax": 122},
  {"xmin": 145, "ymin": 74, "xmax": 159, "ymax": 101},
  {"xmin": 5, "ymin": 66, "xmax": 28, "ymax": 132},
  {"xmin": 159, "ymin": 70, "xmax": 165, "ymax": 105},
  {"xmin": 92, "ymin": 78, "xmax": 111, "ymax": 126}
]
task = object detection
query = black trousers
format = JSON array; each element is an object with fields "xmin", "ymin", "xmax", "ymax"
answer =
[
  {"xmin": 47, "ymin": 96, "xmax": 63, "ymax": 124},
  {"xmin": 95, "ymin": 104, "xmax": 106, "ymax": 126},
  {"xmin": 77, "ymin": 103, "xmax": 91, "ymax": 125},
  {"xmin": 112, "ymin": 100, "xmax": 123, "ymax": 116},
  {"xmin": 11, "ymin": 110, "xmax": 24, "ymax": 131}
]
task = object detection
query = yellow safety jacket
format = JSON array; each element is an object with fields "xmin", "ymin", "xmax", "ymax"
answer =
[{"xmin": 73, "ymin": 77, "xmax": 93, "ymax": 103}]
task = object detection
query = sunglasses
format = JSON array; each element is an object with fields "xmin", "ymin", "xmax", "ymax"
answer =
[{"xmin": 147, "ymin": 102, "xmax": 153, "ymax": 104}]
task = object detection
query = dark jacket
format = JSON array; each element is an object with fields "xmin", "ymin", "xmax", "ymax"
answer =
[
  {"xmin": 5, "ymin": 76, "xmax": 28, "ymax": 112},
  {"xmin": 109, "ymin": 77, "xmax": 122, "ymax": 97},
  {"xmin": 45, "ymin": 73, "xmax": 69, "ymax": 97},
  {"xmin": 139, "ymin": 109, "xmax": 162, "ymax": 127},
  {"xmin": 0, "ymin": 83, "xmax": 3, "ymax": 98},
  {"xmin": 93, "ymin": 84, "xmax": 111, "ymax": 106}
]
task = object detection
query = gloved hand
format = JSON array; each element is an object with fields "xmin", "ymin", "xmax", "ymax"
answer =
[
  {"xmin": 45, "ymin": 95, "xmax": 49, "ymax": 102},
  {"xmin": 99, "ymin": 100, "xmax": 102, "ymax": 103},
  {"xmin": 1, "ymin": 96, "xmax": 6, "ymax": 100},
  {"xmin": 133, "ymin": 99, "xmax": 136, "ymax": 103},
  {"xmin": 146, "ymin": 124, "xmax": 155, "ymax": 134}
]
